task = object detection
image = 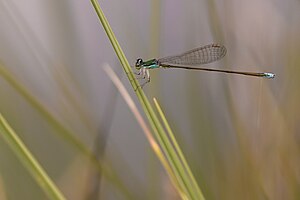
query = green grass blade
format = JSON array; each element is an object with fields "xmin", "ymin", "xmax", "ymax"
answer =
[
  {"xmin": 90, "ymin": 1, "xmax": 206, "ymax": 199},
  {"xmin": 90, "ymin": 0, "xmax": 191, "ymax": 198},
  {"xmin": 0, "ymin": 113, "xmax": 66, "ymax": 200},
  {"xmin": 153, "ymin": 98, "xmax": 205, "ymax": 200}
]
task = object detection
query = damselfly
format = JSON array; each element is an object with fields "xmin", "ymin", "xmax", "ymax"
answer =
[{"xmin": 135, "ymin": 44, "xmax": 275, "ymax": 87}]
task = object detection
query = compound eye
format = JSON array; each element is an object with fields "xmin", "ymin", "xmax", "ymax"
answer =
[{"xmin": 135, "ymin": 58, "xmax": 143, "ymax": 67}]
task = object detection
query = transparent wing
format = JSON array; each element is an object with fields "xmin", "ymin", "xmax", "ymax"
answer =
[{"xmin": 158, "ymin": 44, "xmax": 226, "ymax": 65}]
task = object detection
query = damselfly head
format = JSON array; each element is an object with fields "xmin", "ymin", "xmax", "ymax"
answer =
[{"xmin": 135, "ymin": 58, "xmax": 143, "ymax": 69}]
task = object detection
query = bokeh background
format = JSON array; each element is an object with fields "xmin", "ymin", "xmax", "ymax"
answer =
[{"xmin": 0, "ymin": 0, "xmax": 299, "ymax": 199}]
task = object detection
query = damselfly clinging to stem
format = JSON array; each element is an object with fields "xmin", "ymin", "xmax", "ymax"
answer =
[{"xmin": 134, "ymin": 44, "xmax": 275, "ymax": 87}]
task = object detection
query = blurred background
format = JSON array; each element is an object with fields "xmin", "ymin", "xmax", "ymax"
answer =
[{"xmin": 0, "ymin": 0, "xmax": 299, "ymax": 199}]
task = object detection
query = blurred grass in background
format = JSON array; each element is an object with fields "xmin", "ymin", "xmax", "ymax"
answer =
[{"xmin": 0, "ymin": 0, "xmax": 299, "ymax": 199}]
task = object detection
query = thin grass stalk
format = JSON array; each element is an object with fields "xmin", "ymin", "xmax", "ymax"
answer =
[
  {"xmin": 90, "ymin": 1, "xmax": 205, "ymax": 199},
  {"xmin": 89, "ymin": 2, "xmax": 191, "ymax": 198},
  {"xmin": 0, "ymin": 113, "xmax": 66, "ymax": 200},
  {"xmin": 153, "ymin": 98, "xmax": 205, "ymax": 199},
  {"xmin": 90, "ymin": 1, "xmax": 192, "ymax": 198}
]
